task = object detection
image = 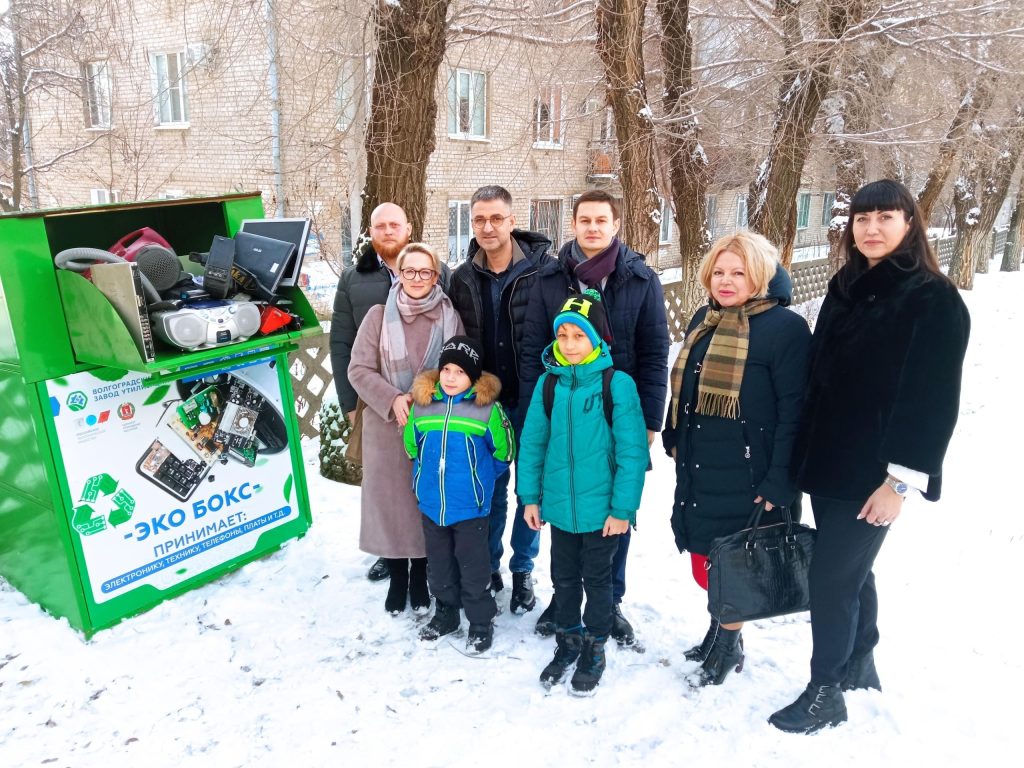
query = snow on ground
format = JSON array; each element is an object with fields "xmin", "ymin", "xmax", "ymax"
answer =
[{"xmin": 2, "ymin": 271, "xmax": 1022, "ymax": 768}]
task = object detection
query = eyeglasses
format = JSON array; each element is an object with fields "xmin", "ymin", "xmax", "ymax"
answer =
[
  {"xmin": 471, "ymin": 214, "xmax": 512, "ymax": 230},
  {"xmin": 400, "ymin": 268, "xmax": 437, "ymax": 281}
]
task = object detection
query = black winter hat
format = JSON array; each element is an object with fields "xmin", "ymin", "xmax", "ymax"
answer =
[
  {"xmin": 439, "ymin": 335, "xmax": 483, "ymax": 383},
  {"xmin": 553, "ymin": 288, "xmax": 611, "ymax": 347}
]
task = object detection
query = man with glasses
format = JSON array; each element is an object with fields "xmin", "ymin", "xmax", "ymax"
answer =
[
  {"xmin": 330, "ymin": 202, "xmax": 450, "ymax": 582},
  {"xmin": 448, "ymin": 185, "xmax": 552, "ymax": 614}
]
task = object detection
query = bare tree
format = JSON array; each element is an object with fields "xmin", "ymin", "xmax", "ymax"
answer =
[
  {"xmin": 1001, "ymin": 174, "xmax": 1024, "ymax": 272},
  {"xmin": 595, "ymin": 0, "xmax": 659, "ymax": 255},
  {"xmin": 361, "ymin": 0, "xmax": 451, "ymax": 239},
  {"xmin": 971, "ymin": 104, "xmax": 1024, "ymax": 273}
]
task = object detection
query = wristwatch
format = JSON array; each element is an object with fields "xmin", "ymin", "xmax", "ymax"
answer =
[{"xmin": 885, "ymin": 475, "xmax": 909, "ymax": 496}]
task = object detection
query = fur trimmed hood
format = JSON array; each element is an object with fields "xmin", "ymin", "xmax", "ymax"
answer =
[{"xmin": 411, "ymin": 370, "xmax": 502, "ymax": 407}]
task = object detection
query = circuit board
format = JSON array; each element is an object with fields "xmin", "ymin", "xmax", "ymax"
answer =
[
  {"xmin": 136, "ymin": 438, "xmax": 210, "ymax": 501},
  {"xmin": 168, "ymin": 385, "xmax": 224, "ymax": 463},
  {"xmin": 213, "ymin": 380, "xmax": 264, "ymax": 467}
]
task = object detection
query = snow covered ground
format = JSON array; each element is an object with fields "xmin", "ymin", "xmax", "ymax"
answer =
[{"xmin": 2, "ymin": 270, "xmax": 1021, "ymax": 768}]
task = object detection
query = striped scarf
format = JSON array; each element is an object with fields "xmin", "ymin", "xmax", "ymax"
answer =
[{"xmin": 669, "ymin": 298, "xmax": 778, "ymax": 425}]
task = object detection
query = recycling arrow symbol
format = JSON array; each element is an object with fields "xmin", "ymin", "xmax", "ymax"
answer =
[{"xmin": 72, "ymin": 473, "xmax": 136, "ymax": 537}]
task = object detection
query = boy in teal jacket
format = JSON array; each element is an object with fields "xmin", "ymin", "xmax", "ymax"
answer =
[{"xmin": 518, "ymin": 290, "xmax": 647, "ymax": 694}]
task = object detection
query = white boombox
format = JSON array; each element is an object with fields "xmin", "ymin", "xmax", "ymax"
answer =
[{"xmin": 151, "ymin": 300, "xmax": 261, "ymax": 350}]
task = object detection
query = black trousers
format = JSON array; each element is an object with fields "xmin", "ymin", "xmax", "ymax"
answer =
[
  {"xmin": 550, "ymin": 525, "xmax": 620, "ymax": 638},
  {"xmin": 808, "ymin": 495, "xmax": 889, "ymax": 686},
  {"xmin": 421, "ymin": 515, "xmax": 496, "ymax": 626}
]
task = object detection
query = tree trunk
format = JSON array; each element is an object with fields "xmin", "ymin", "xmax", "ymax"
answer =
[
  {"xmin": 1001, "ymin": 175, "xmax": 1024, "ymax": 272},
  {"xmin": 595, "ymin": 0, "xmax": 660, "ymax": 257},
  {"xmin": 970, "ymin": 105, "xmax": 1024, "ymax": 275},
  {"xmin": 747, "ymin": 0, "xmax": 865, "ymax": 267},
  {"xmin": 658, "ymin": 0, "xmax": 709, "ymax": 319},
  {"xmin": 916, "ymin": 72, "xmax": 997, "ymax": 226},
  {"xmin": 360, "ymin": 0, "xmax": 450, "ymax": 239},
  {"xmin": 1, "ymin": 5, "xmax": 27, "ymax": 212},
  {"xmin": 950, "ymin": 158, "xmax": 982, "ymax": 290}
]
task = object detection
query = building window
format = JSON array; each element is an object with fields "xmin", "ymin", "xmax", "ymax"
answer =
[
  {"xmin": 706, "ymin": 194, "xmax": 718, "ymax": 238},
  {"xmin": 448, "ymin": 200, "xmax": 472, "ymax": 264},
  {"xmin": 336, "ymin": 60, "xmax": 359, "ymax": 131},
  {"xmin": 447, "ymin": 69, "xmax": 486, "ymax": 138},
  {"xmin": 90, "ymin": 189, "xmax": 120, "ymax": 204},
  {"xmin": 796, "ymin": 192, "xmax": 811, "ymax": 230},
  {"xmin": 83, "ymin": 61, "xmax": 112, "ymax": 128},
  {"xmin": 659, "ymin": 197, "xmax": 673, "ymax": 243},
  {"xmin": 151, "ymin": 52, "xmax": 188, "ymax": 125},
  {"xmin": 821, "ymin": 192, "xmax": 836, "ymax": 226},
  {"xmin": 736, "ymin": 195, "xmax": 748, "ymax": 228},
  {"xmin": 533, "ymin": 86, "xmax": 562, "ymax": 147},
  {"xmin": 598, "ymin": 106, "xmax": 615, "ymax": 142},
  {"xmin": 158, "ymin": 189, "xmax": 187, "ymax": 200},
  {"xmin": 530, "ymin": 198, "xmax": 563, "ymax": 249}
]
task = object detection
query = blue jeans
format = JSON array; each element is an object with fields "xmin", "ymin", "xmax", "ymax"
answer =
[{"xmin": 489, "ymin": 402, "xmax": 539, "ymax": 574}]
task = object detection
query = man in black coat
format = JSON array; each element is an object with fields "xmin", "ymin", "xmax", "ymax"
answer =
[
  {"xmin": 448, "ymin": 185, "xmax": 552, "ymax": 614},
  {"xmin": 519, "ymin": 189, "xmax": 670, "ymax": 644}
]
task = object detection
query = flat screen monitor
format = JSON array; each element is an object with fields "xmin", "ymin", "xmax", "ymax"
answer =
[{"xmin": 237, "ymin": 217, "xmax": 311, "ymax": 287}]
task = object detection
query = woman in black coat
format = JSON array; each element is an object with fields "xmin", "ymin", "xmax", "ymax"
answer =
[
  {"xmin": 769, "ymin": 180, "xmax": 970, "ymax": 734},
  {"xmin": 663, "ymin": 230, "xmax": 810, "ymax": 687}
]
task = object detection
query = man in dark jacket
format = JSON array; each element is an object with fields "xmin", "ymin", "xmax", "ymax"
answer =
[
  {"xmin": 519, "ymin": 189, "xmax": 670, "ymax": 645},
  {"xmin": 448, "ymin": 185, "xmax": 552, "ymax": 614}
]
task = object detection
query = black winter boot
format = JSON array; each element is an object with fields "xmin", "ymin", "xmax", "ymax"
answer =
[
  {"xmin": 367, "ymin": 557, "xmax": 390, "ymax": 582},
  {"xmin": 466, "ymin": 622, "xmax": 494, "ymax": 654},
  {"xmin": 489, "ymin": 571, "xmax": 504, "ymax": 594},
  {"xmin": 570, "ymin": 634, "xmax": 608, "ymax": 695},
  {"xmin": 693, "ymin": 626, "xmax": 744, "ymax": 686},
  {"xmin": 535, "ymin": 599, "xmax": 557, "ymax": 637},
  {"xmin": 384, "ymin": 558, "xmax": 409, "ymax": 615},
  {"xmin": 610, "ymin": 604, "xmax": 636, "ymax": 646},
  {"xmin": 684, "ymin": 617, "xmax": 720, "ymax": 662},
  {"xmin": 510, "ymin": 572, "xmax": 537, "ymax": 614},
  {"xmin": 408, "ymin": 558, "xmax": 430, "ymax": 614},
  {"xmin": 539, "ymin": 629, "xmax": 584, "ymax": 688},
  {"xmin": 841, "ymin": 651, "xmax": 882, "ymax": 692},
  {"xmin": 419, "ymin": 601, "xmax": 460, "ymax": 641},
  {"xmin": 769, "ymin": 683, "xmax": 848, "ymax": 734}
]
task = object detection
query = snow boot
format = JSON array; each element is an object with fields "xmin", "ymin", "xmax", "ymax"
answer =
[
  {"xmin": 769, "ymin": 683, "xmax": 848, "ymax": 734},
  {"xmin": 489, "ymin": 571, "xmax": 504, "ymax": 594},
  {"xmin": 841, "ymin": 651, "xmax": 882, "ymax": 692},
  {"xmin": 535, "ymin": 599, "xmax": 557, "ymax": 637},
  {"xmin": 409, "ymin": 557, "xmax": 430, "ymax": 614},
  {"xmin": 610, "ymin": 603, "xmax": 636, "ymax": 647},
  {"xmin": 419, "ymin": 601, "xmax": 460, "ymax": 641},
  {"xmin": 539, "ymin": 629, "xmax": 584, "ymax": 688},
  {"xmin": 384, "ymin": 558, "xmax": 409, "ymax": 615},
  {"xmin": 683, "ymin": 617, "xmax": 720, "ymax": 662},
  {"xmin": 367, "ymin": 557, "xmax": 390, "ymax": 582},
  {"xmin": 693, "ymin": 626, "xmax": 744, "ymax": 686},
  {"xmin": 510, "ymin": 572, "xmax": 537, "ymax": 614},
  {"xmin": 570, "ymin": 634, "xmax": 607, "ymax": 695},
  {"xmin": 466, "ymin": 622, "xmax": 494, "ymax": 654}
]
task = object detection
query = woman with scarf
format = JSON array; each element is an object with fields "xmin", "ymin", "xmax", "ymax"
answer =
[
  {"xmin": 662, "ymin": 230, "xmax": 810, "ymax": 687},
  {"xmin": 769, "ymin": 180, "xmax": 970, "ymax": 734},
  {"xmin": 349, "ymin": 243, "xmax": 463, "ymax": 615}
]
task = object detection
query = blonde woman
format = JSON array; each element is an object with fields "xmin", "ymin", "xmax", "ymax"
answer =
[
  {"xmin": 348, "ymin": 243, "xmax": 463, "ymax": 615},
  {"xmin": 661, "ymin": 231, "xmax": 810, "ymax": 687}
]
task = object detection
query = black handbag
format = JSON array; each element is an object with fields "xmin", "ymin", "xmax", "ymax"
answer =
[{"xmin": 706, "ymin": 501, "xmax": 817, "ymax": 624}]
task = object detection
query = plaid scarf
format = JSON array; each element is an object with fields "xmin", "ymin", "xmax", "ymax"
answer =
[
  {"xmin": 669, "ymin": 298, "xmax": 778, "ymax": 425},
  {"xmin": 380, "ymin": 284, "xmax": 461, "ymax": 393}
]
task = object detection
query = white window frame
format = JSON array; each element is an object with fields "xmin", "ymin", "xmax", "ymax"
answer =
[
  {"xmin": 530, "ymin": 198, "xmax": 563, "ymax": 250},
  {"xmin": 336, "ymin": 60, "xmax": 359, "ymax": 131},
  {"xmin": 735, "ymin": 195, "xmax": 748, "ymax": 228},
  {"xmin": 821, "ymin": 192, "xmax": 836, "ymax": 226},
  {"xmin": 796, "ymin": 192, "xmax": 811, "ymax": 230},
  {"xmin": 659, "ymin": 196, "xmax": 673, "ymax": 243},
  {"xmin": 447, "ymin": 69, "xmax": 487, "ymax": 139},
  {"xmin": 448, "ymin": 200, "xmax": 472, "ymax": 265},
  {"xmin": 150, "ymin": 51, "xmax": 189, "ymax": 127},
  {"xmin": 533, "ymin": 86, "xmax": 563, "ymax": 148},
  {"xmin": 83, "ymin": 61, "xmax": 113, "ymax": 129},
  {"xmin": 90, "ymin": 189, "xmax": 120, "ymax": 205}
]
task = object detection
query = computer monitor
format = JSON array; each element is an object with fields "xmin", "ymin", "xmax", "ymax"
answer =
[{"xmin": 237, "ymin": 217, "xmax": 311, "ymax": 287}]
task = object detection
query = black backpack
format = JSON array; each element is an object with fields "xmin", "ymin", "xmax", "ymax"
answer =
[{"xmin": 542, "ymin": 368, "xmax": 615, "ymax": 427}]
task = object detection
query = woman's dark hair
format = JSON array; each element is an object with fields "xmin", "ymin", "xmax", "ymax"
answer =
[{"xmin": 837, "ymin": 179, "xmax": 944, "ymax": 294}]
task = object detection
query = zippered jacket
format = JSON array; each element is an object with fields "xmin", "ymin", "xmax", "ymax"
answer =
[
  {"xmin": 404, "ymin": 370, "xmax": 514, "ymax": 526},
  {"xmin": 516, "ymin": 342, "xmax": 648, "ymax": 533}
]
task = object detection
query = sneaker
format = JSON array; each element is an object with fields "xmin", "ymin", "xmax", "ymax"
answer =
[
  {"xmin": 466, "ymin": 623, "xmax": 494, "ymax": 654},
  {"xmin": 419, "ymin": 602, "xmax": 460, "ymax": 641},
  {"xmin": 367, "ymin": 557, "xmax": 390, "ymax": 582},
  {"xmin": 610, "ymin": 604, "xmax": 635, "ymax": 646},
  {"xmin": 769, "ymin": 683, "xmax": 848, "ymax": 734},
  {"xmin": 570, "ymin": 634, "xmax": 607, "ymax": 695},
  {"xmin": 535, "ymin": 600, "xmax": 557, "ymax": 637},
  {"xmin": 489, "ymin": 571, "xmax": 504, "ymax": 594},
  {"xmin": 539, "ymin": 629, "xmax": 583, "ymax": 688},
  {"xmin": 510, "ymin": 572, "xmax": 537, "ymax": 614}
]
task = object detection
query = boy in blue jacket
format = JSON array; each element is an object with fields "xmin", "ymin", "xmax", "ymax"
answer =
[
  {"xmin": 404, "ymin": 336, "xmax": 514, "ymax": 654},
  {"xmin": 519, "ymin": 290, "xmax": 648, "ymax": 694}
]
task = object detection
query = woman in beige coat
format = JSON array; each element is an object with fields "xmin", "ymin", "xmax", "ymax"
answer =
[{"xmin": 348, "ymin": 243, "xmax": 463, "ymax": 614}]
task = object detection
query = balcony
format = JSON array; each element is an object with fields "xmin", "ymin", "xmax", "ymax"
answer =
[{"xmin": 587, "ymin": 140, "xmax": 619, "ymax": 185}]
